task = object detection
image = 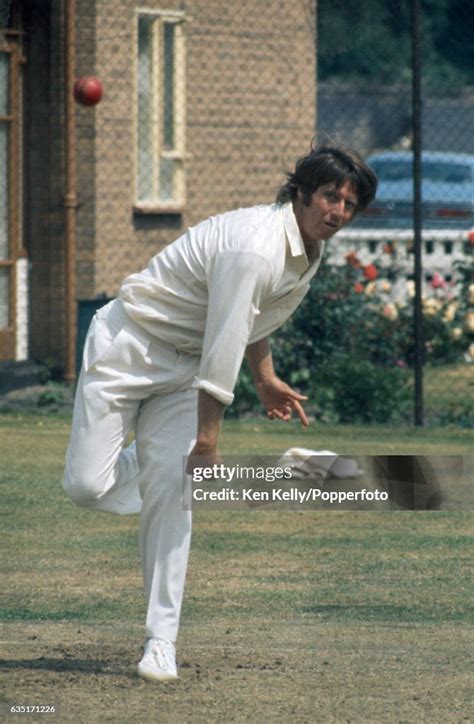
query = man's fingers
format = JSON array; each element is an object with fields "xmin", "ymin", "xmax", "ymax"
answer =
[
  {"xmin": 283, "ymin": 383, "xmax": 308, "ymax": 400},
  {"xmin": 286, "ymin": 388, "xmax": 308, "ymax": 401},
  {"xmin": 267, "ymin": 399, "xmax": 309, "ymax": 426},
  {"xmin": 291, "ymin": 398, "xmax": 309, "ymax": 427},
  {"xmin": 267, "ymin": 408, "xmax": 291, "ymax": 421},
  {"xmin": 268, "ymin": 408, "xmax": 285, "ymax": 420}
]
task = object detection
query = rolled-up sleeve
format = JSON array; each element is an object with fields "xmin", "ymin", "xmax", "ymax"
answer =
[{"xmin": 192, "ymin": 250, "xmax": 272, "ymax": 405}]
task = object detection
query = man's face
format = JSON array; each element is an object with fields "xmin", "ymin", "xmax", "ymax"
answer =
[{"xmin": 293, "ymin": 180, "xmax": 358, "ymax": 248}]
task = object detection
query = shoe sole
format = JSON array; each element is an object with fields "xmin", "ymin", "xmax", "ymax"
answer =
[{"xmin": 138, "ymin": 665, "xmax": 178, "ymax": 682}]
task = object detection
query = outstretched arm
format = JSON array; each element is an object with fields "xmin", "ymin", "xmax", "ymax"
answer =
[{"xmin": 246, "ymin": 338, "xmax": 309, "ymax": 426}]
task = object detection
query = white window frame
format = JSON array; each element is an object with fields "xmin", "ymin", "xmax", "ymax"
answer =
[{"xmin": 134, "ymin": 9, "xmax": 186, "ymax": 213}]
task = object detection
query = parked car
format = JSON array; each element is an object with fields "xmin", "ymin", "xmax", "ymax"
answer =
[{"xmin": 354, "ymin": 151, "xmax": 474, "ymax": 230}]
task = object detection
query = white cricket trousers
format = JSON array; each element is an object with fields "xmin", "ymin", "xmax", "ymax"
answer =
[{"xmin": 63, "ymin": 299, "xmax": 199, "ymax": 643}]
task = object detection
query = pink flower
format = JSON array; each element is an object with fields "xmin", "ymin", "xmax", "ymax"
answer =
[{"xmin": 431, "ymin": 272, "xmax": 446, "ymax": 289}]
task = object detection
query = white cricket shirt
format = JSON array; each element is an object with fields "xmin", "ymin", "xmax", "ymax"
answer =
[{"xmin": 119, "ymin": 202, "xmax": 324, "ymax": 405}]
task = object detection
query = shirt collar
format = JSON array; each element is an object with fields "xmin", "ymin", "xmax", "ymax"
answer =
[
  {"xmin": 281, "ymin": 201, "xmax": 325, "ymax": 272},
  {"xmin": 282, "ymin": 201, "xmax": 307, "ymax": 259}
]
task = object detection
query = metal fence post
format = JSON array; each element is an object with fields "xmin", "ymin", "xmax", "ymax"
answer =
[{"xmin": 412, "ymin": 0, "xmax": 424, "ymax": 426}]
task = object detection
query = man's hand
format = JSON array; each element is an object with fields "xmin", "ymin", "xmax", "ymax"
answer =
[
  {"xmin": 255, "ymin": 376, "xmax": 309, "ymax": 427},
  {"xmin": 186, "ymin": 441, "xmax": 223, "ymax": 476},
  {"xmin": 246, "ymin": 338, "xmax": 309, "ymax": 427},
  {"xmin": 186, "ymin": 390, "xmax": 225, "ymax": 476}
]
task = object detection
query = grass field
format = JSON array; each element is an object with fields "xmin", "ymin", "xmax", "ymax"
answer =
[
  {"xmin": 1, "ymin": 413, "xmax": 472, "ymax": 722},
  {"xmin": 423, "ymin": 363, "xmax": 474, "ymax": 427}
]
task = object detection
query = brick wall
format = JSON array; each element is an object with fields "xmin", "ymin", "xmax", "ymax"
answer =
[
  {"xmin": 79, "ymin": 0, "xmax": 316, "ymax": 296},
  {"xmin": 25, "ymin": 0, "xmax": 316, "ymax": 370}
]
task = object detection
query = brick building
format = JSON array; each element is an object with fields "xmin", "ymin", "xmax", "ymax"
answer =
[{"xmin": 0, "ymin": 0, "xmax": 316, "ymax": 377}]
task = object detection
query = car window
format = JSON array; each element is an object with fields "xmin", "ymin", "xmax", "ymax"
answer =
[
  {"xmin": 372, "ymin": 160, "xmax": 472, "ymax": 184},
  {"xmin": 371, "ymin": 161, "xmax": 412, "ymax": 181},
  {"xmin": 423, "ymin": 163, "xmax": 471, "ymax": 184}
]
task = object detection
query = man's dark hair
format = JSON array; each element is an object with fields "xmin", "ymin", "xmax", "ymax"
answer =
[{"xmin": 276, "ymin": 141, "xmax": 378, "ymax": 212}]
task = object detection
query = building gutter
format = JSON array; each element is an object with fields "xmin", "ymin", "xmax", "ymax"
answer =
[{"xmin": 64, "ymin": 0, "xmax": 77, "ymax": 381}]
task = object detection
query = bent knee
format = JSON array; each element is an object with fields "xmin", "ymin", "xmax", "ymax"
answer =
[{"xmin": 63, "ymin": 469, "xmax": 106, "ymax": 506}]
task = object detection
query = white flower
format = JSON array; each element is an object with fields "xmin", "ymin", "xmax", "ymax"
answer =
[
  {"xmin": 464, "ymin": 343, "xmax": 474, "ymax": 363},
  {"xmin": 465, "ymin": 311, "xmax": 474, "ymax": 333},
  {"xmin": 378, "ymin": 280, "xmax": 392, "ymax": 294},
  {"xmin": 451, "ymin": 327, "xmax": 463, "ymax": 341},
  {"xmin": 443, "ymin": 302, "xmax": 458, "ymax": 323},
  {"xmin": 423, "ymin": 297, "xmax": 442, "ymax": 316},
  {"xmin": 383, "ymin": 302, "xmax": 398, "ymax": 321}
]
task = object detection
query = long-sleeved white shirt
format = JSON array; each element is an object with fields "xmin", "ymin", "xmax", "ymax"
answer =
[{"xmin": 119, "ymin": 202, "xmax": 324, "ymax": 405}]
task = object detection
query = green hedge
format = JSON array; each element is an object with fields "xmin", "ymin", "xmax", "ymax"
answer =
[{"xmin": 228, "ymin": 255, "xmax": 473, "ymax": 425}]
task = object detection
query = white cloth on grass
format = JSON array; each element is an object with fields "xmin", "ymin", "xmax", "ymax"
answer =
[{"xmin": 279, "ymin": 447, "xmax": 363, "ymax": 480}]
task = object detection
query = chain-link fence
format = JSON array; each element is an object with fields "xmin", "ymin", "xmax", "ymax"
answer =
[
  {"xmin": 313, "ymin": 0, "xmax": 473, "ymax": 427},
  {"xmin": 1, "ymin": 0, "xmax": 472, "ymax": 426}
]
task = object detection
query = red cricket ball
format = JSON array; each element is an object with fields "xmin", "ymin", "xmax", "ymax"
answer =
[{"xmin": 73, "ymin": 76, "xmax": 103, "ymax": 106}]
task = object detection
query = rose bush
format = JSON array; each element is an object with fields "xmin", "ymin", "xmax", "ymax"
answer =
[{"xmin": 229, "ymin": 251, "xmax": 473, "ymax": 424}]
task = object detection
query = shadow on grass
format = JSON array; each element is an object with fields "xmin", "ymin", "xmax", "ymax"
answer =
[{"xmin": 0, "ymin": 657, "xmax": 132, "ymax": 677}]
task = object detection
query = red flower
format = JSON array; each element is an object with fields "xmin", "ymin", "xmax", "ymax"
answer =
[
  {"xmin": 363, "ymin": 264, "xmax": 378, "ymax": 281},
  {"xmin": 345, "ymin": 251, "xmax": 362, "ymax": 268},
  {"xmin": 354, "ymin": 282, "xmax": 364, "ymax": 293}
]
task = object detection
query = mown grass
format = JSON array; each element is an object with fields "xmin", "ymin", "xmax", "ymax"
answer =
[
  {"xmin": 220, "ymin": 418, "xmax": 474, "ymax": 454},
  {"xmin": 1, "ymin": 412, "xmax": 472, "ymax": 632}
]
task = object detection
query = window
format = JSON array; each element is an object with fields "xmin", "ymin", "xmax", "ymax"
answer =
[
  {"xmin": 443, "ymin": 240, "xmax": 453, "ymax": 255},
  {"xmin": 371, "ymin": 159, "xmax": 472, "ymax": 184},
  {"xmin": 135, "ymin": 11, "xmax": 185, "ymax": 212},
  {"xmin": 425, "ymin": 241, "xmax": 434, "ymax": 255},
  {"xmin": 368, "ymin": 240, "xmax": 377, "ymax": 254}
]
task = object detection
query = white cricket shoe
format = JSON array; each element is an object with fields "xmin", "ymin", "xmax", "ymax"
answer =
[{"xmin": 137, "ymin": 637, "xmax": 178, "ymax": 681}]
